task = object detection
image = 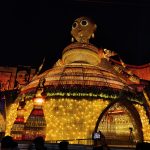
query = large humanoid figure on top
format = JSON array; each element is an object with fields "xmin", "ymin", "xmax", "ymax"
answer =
[{"xmin": 71, "ymin": 16, "xmax": 97, "ymax": 43}]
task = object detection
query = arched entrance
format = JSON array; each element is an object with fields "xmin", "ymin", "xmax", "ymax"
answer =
[{"xmin": 95, "ymin": 101, "xmax": 143, "ymax": 145}]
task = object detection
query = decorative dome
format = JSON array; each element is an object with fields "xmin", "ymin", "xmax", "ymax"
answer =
[{"xmin": 20, "ymin": 44, "xmax": 131, "ymax": 98}]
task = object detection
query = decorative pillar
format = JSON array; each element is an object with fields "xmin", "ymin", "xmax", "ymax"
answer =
[
  {"xmin": 11, "ymin": 94, "xmax": 26, "ymax": 140},
  {"xmin": 24, "ymin": 78, "xmax": 46, "ymax": 140}
]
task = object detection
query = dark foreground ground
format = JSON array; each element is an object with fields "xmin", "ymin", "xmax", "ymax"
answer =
[
  {"xmin": 2, "ymin": 140, "xmax": 150, "ymax": 150},
  {"xmin": 16, "ymin": 143, "xmax": 136, "ymax": 150}
]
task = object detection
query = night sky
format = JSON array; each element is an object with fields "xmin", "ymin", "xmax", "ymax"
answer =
[{"xmin": 1, "ymin": 0, "xmax": 150, "ymax": 70}]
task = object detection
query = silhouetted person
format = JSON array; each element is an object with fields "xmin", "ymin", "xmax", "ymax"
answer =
[
  {"xmin": 93, "ymin": 131, "xmax": 101, "ymax": 146},
  {"xmin": 93, "ymin": 130, "xmax": 106, "ymax": 147},
  {"xmin": 93, "ymin": 144, "xmax": 110, "ymax": 150},
  {"xmin": 59, "ymin": 141, "xmax": 69, "ymax": 150},
  {"xmin": 136, "ymin": 142, "xmax": 150, "ymax": 150},
  {"xmin": 32, "ymin": 136, "xmax": 47, "ymax": 150},
  {"xmin": 93, "ymin": 146, "xmax": 103, "ymax": 150},
  {"xmin": 1, "ymin": 135, "xmax": 19, "ymax": 150}
]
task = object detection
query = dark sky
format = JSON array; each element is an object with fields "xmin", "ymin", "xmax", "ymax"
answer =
[{"xmin": 1, "ymin": 0, "xmax": 150, "ymax": 70}]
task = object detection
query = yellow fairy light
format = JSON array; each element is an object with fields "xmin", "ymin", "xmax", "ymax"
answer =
[
  {"xmin": 134, "ymin": 104, "xmax": 150, "ymax": 142},
  {"xmin": 5, "ymin": 103, "xmax": 18, "ymax": 135},
  {"xmin": 6, "ymin": 97, "xmax": 110, "ymax": 143}
]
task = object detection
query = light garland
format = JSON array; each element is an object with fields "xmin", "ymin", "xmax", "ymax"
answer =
[
  {"xmin": 5, "ymin": 103, "xmax": 18, "ymax": 135},
  {"xmin": 44, "ymin": 98, "xmax": 109, "ymax": 141},
  {"xmin": 6, "ymin": 98, "xmax": 109, "ymax": 142},
  {"xmin": 134, "ymin": 104, "xmax": 150, "ymax": 142},
  {"xmin": 5, "ymin": 96, "xmax": 150, "ymax": 144}
]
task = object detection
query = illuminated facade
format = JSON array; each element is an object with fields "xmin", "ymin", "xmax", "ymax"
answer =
[{"xmin": 1, "ymin": 17, "xmax": 150, "ymax": 145}]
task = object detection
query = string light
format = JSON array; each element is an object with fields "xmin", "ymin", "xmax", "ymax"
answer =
[
  {"xmin": 134, "ymin": 104, "xmax": 150, "ymax": 142},
  {"xmin": 5, "ymin": 97, "xmax": 150, "ymax": 143},
  {"xmin": 6, "ymin": 98, "xmax": 109, "ymax": 142}
]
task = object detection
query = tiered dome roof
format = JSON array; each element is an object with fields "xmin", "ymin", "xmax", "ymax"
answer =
[{"xmin": 20, "ymin": 42, "xmax": 133, "ymax": 100}]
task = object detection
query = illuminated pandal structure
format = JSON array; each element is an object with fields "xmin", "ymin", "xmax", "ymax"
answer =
[{"xmin": 5, "ymin": 17, "xmax": 150, "ymax": 145}]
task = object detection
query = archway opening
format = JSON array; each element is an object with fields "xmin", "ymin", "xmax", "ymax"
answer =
[{"xmin": 97, "ymin": 102, "xmax": 142, "ymax": 145}]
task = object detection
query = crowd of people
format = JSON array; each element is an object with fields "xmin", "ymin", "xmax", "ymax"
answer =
[
  {"xmin": 1, "ymin": 135, "xmax": 19, "ymax": 150},
  {"xmin": 1, "ymin": 134, "xmax": 150, "ymax": 150},
  {"xmin": 0, "ymin": 135, "xmax": 69, "ymax": 150},
  {"xmin": 0, "ymin": 132, "xmax": 108, "ymax": 150}
]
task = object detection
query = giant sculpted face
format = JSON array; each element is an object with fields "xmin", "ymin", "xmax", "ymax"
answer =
[{"xmin": 71, "ymin": 16, "xmax": 97, "ymax": 43}]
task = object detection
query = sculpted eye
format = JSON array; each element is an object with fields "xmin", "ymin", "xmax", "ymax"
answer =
[
  {"xmin": 80, "ymin": 20, "xmax": 88, "ymax": 26},
  {"xmin": 72, "ymin": 22, "xmax": 78, "ymax": 29}
]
